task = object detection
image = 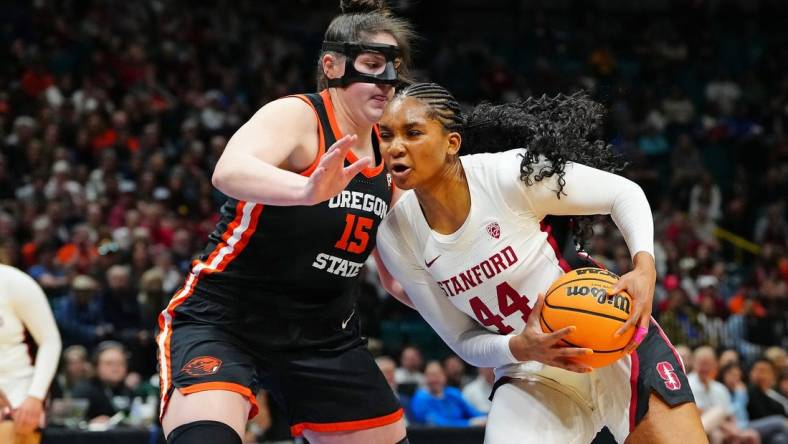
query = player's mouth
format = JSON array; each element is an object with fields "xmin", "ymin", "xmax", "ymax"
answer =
[
  {"xmin": 390, "ymin": 162, "xmax": 411, "ymax": 179},
  {"xmin": 370, "ymin": 94, "xmax": 388, "ymax": 105}
]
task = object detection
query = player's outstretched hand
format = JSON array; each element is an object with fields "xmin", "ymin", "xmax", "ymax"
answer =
[
  {"xmin": 509, "ymin": 293, "xmax": 594, "ymax": 373},
  {"xmin": 612, "ymin": 252, "xmax": 657, "ymax": 354},
  {"xmin": 302, "ymin": 134, "xmax": 373, "ymax": 205}
]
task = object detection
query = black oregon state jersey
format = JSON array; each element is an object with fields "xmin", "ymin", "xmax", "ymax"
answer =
[{"xmin": 187, "ymin": 90, "xmax": 392, "ymax": 320}]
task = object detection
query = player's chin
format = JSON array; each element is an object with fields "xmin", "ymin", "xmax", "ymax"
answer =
[
  {"xmin": 366, "ymin": 101, "xmax": 387, "ymax": 120},
  {"xmin": 388, "ymin": 175, "xmax": 413, "ymax": 190}
]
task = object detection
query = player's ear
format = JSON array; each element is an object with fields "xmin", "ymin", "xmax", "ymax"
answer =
[
  {"xmin": 446, "ymin": 131, "xmax": 462, "ymax": 156},
  {"xmin": 322, "ymin": 53, "xmax": 345, "ymax": 80}
]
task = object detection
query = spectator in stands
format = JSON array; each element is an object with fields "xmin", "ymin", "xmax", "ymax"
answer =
[
  {"xmin": 765, "ymin": 348, "xmax": 787, "ymax": 376},
  {"xmin": 688, "ymin": 346, "xmax": 759, "ymax": 443},
  {"xmin": 676, "ymin": 344, "xmax": 694, "ymax": 374},
  {"xmin": 72, "ymin": 341, "xmax": 139, "ymax": 424},
  {"xmin": 443, "ymin": 355, "xmax": 471, "ymax": 389},
  {"xmin": 55, "ymin": 224, "xmax": 98, "ymax": 275},
  {"xmin": 462, "ymin": 368, "xmax": 494, "ymax": 414},
  {"xmin": 410, "ymin": 361, "xmax": 486, "ymax": 427},
  {"xmin": 748, "ymin": 359, "xmax": 788, "ymax": 420},
  {"xmin": 396, "ymin": 345, "xmax": 425, "ymax": 386},
  {"xmin": 26, "ymin": 240, "xmax": 68, "ymax": 298},
  {"xmin": 51, "ymin": 345, "xmax": 92, "ymax": 400},
  {"xmin": 719, "ymin": 362, "xmax": 788, "ymax": 444},
  {"xmin": 719, "ymin": 363, "xmax": 750, "ymax": 428},
  {"xmin": 53, "ymin": 275, "xmax": 111, "ymax": 349},
  {"xmin": 101, "ymin": 266, "xmax": 142, "ymax": 342},
  {"xmin": 720, "ymin": 349, "xmax": 741, "ymax": 369}
]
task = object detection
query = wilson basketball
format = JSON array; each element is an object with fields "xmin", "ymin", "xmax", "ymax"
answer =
[{"xmin": 540, "ymin": 268, "xmax": 635, "ymax": 368}]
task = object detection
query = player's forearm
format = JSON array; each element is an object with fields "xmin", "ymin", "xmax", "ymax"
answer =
[
  {"xmin": 27, "ymin": 338, "xmax": 61, "ymax": 400},
  {"xmin": 452, "ymin": 329, "xmax": 518, "ymax": 368},
  {"xmin": 212, "ymin": 155, "xmax": 312, "ymax": 206},
  {"xmin": 632, "ymin": 251, "xmax": 656, "ymax": 275},
  {"xmin": 609, "ymin": 180, "xmax": 654, "ymax": 259}
]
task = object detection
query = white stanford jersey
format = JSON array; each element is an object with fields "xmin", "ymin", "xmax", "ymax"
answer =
[
  {"xmin": 0, "ymin": 264, "xmax": 61, "ymax": 406},
  {"xmin": 377, "ymin": 149, "xmax": 653, "ymax": 385}
]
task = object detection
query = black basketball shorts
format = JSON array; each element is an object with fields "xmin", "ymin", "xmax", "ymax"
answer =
[{"xmin": 157, "ymin": 292, "xmax": 402, "ymax": 437}]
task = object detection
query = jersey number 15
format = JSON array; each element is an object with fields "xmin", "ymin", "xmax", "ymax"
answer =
[{"xmin": 335, "ymin": 214, "xmax": 373, "ymax": 254}]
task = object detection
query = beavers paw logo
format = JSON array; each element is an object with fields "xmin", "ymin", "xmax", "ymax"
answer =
[{"xmin": 182, "ymin": 356, "xmax": 222, "ymax": 377}]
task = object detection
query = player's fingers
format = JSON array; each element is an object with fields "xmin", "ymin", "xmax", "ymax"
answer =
[
  {"xmin": 318, "ymin": 149, "xmax": 342, "ymax": 169},
  {"xmin": 544, "ymin": 325, "xmax": 576, "ymax": 343},
  {"xmin": 16, "ymin": 412, "xmax": 34, "ymax": 434},
  {"xmin": 343, "ymin": 157, "xmax": 373, "ymax": 177},
  {"xmin": 614, "ymin": 302, "xmax": 640, "ymax": 338},
  {"xmin": 624, "ymin": 316, "xmax": 651, "ymax": 353},
  {"xmin": 550, "ymin": 358, "xmax": 593, "ymax": 374},
  {"xmin": 610, "ymin": 272, "xmax": 634, "ymax": 295},
  {"xmin": 555, "ymin": 347, "xmax": 594, "ymax": 358},
  {"xmin": 526, "ymin": 293, "xmax": 545, "ymax": 325},
  {"xmin": 326, "ymin": 134, "xmax": 357, "ymax": 154}
]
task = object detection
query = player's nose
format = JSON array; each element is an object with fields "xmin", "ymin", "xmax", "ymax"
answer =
[{"xmin": 385, "ymin": 137, "xmax": 407, "ymax": 157}]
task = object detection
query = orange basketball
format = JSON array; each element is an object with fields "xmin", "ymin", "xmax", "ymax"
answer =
[{"xmin": 540, "ymin": 267, "xmax": 635, "ymax": 368}]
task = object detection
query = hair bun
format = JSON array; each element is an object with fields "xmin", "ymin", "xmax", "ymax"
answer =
[{"xmin": 340, "ymin": 0, "xmax": 389, "ymax": 14}]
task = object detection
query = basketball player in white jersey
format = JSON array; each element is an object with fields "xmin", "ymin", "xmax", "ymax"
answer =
[
  {"xmin": 374, "ymin": 83, "xmax": 707, "ymax": 443},
  {"xmin": 0, "ymin": 264, "xmax": 62, "ymax": 444}
]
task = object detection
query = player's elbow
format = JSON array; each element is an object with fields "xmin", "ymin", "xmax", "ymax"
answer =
[
  {"xmin": 51, "ymin": 328, "xmax": 63, "ymax": 352},
  {"xmin": 211, "ymin": 160, "xmax": 232, "ymax": 193},
  {"xmin": 211, "ymin": 167, "xmax": 225, "ymax": 191}
]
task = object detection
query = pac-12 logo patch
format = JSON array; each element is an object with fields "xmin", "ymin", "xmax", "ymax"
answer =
[
  {"xmin": 656, "ymin": 361, "xmax": 681, "ymax": 391},
  {"xmin": 182, "ymin": 356, "xmax": 222, "ymax": 377},
  {"xmin": 486, "ymin": 222, "xmax": 501, "ymax": 239}
]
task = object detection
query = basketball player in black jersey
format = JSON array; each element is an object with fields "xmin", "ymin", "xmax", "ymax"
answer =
[{"xmin": 156, "ymin": 2, "xmax": 415, "ymax": 443}]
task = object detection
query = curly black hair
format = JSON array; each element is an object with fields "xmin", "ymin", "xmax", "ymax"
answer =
[{"xmin": 396, "ymin": 83, "xmax": 626, "ymax": 250}]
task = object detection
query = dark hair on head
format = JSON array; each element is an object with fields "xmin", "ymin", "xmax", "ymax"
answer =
[
  {"xmin": 317, "ymin": 0, "xmax": 416, "ymax": 90},
  {"xmin": 750, "ymin": 358, "xmax": 777, "ymax": 374},
  {"xmin": 717, "ymin": 362, "xmax": 744, "ymax": 386},
  {"xmin": 92, "ymin": 340, "xmax": 128, "ymax": 365},
  {"xmin": 396, "ymin": 82, "xmax": 626, "ymax": 251}
]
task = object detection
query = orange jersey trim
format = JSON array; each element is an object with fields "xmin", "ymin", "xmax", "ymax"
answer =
[
  {"xmin": 289, "ymin": 407, "xmax": 403, "ymax": 437},
  {"xmin": 179, "ymin": 382, "xmax": 260, "ymax": 420},
  {"xmin": 157, "ymin": 201, "xmax": 263, "ymax": 421},
  {"xmin": 289, "ymin": 94, "xmax": 326, "ymax": 177},
  {"xmin": 319, "ymin": 89, "xmax": 385, "ymax": 178}
]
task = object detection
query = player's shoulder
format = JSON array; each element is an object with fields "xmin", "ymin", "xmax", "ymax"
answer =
[
  {"xmin": 0, "ymin": 264, "xmax": 35, "ymax": 287},
  {"xmin": 460, "ymin": 148, "xmax": 526, "ymax": 175},
  {"xmin": 251, "ymin": 95, "xmax": 318, "ymax": 130},
  {"xmin": 0, "ymin": 263, "xmax": 24, "ymax": 279}
]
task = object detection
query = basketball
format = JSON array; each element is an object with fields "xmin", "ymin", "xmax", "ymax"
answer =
[{"xmin": 540, "ymin": 268, "xmax": 636, "ymax": 368}]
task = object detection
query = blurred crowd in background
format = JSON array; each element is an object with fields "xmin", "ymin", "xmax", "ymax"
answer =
[{"xmin": 0, "ymin": 0, "xmax": 786, "ymax": 441}]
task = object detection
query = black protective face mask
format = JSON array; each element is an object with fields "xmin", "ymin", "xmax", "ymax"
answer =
[{"xmin": 321, "ymin": 41, "xmax": 401, "ymax": 87}]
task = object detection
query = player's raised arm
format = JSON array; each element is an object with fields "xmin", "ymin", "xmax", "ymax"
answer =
[
  {"xmin": 212, "ymin": 98, "xmax": 370, "ymax": 206},
  {"xmin": 520, "ymin": 160, "xmax": 657, "ymax": 351}
]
